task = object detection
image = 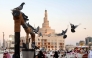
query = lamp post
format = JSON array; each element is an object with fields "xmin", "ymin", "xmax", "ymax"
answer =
[
  {"xmin": 9, "ymin": 36, "xmax": 12, "ymax": 52},
  {"xmin": 2, "ymin": 32, "xmax": 4, "ymax": 50}
]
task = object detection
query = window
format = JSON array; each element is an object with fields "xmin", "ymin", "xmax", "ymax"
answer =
[
  {"xmin": 38, "ymin": 42, "xmax": 40, "ymax": 45},
  {"xmin": 44, "ymin": 39, "xmax": 47, "ymax": 42},
  {"xmin": 44, "ymin": 43, "xmax": 46, "ymax": 45},
  {"xmin": 51, "ymin": 46, "xmax": 53, "ymax": 48},
  {"xmin": 55, "ymin": 46, "xmax": 57, "ymax": 48},
  {"xmin": 60, "ymin": 43, "xmax": 62, "ymax": 45},
  {"xmin": 48, "ymin": 46, "xmax": 50, "ymax": 48},
  {"xmin": 48, "ymin": 42, "xmax": 50, "ymax": 45}
]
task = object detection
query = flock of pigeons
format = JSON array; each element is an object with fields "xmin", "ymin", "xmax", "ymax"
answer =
[
  {"xmin": 56, "ymin": 23, "xmax": 81, "ymax": 39},
  {"xmin": 14, "ymin": 2, "xmax": 86, "ymax": 39}
]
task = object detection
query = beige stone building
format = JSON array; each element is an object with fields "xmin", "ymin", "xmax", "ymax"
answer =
[
  {"xmin": 29, "ymin": 10, "xmax": 65, "ymax": 50},
  {"xmin": 65, "ymin": 45, "xmax": 75, "ymax": 51}
]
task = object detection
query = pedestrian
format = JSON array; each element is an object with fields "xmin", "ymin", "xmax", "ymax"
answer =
[
  {"xmin": 53, "ymin": 51, "xmax": 59, "ymax": 58},
  {"xmin": 3, "ymin": 52, "xmax": 7, "ymax": 58},
  {"xmin": 88, "ymin": 47, "xmax": 92, "ymax": 58},
  {"xmin": 37, "ymin": 51, "xmax": 45, "ymax": 58},
  {"xmin": 12, "ymin": 53, "xmax": 15, "ymax": 58},
  {"xmin": 6, "ymin": 52, "xmax": 11, "ymax": 58},
  {"xmin": 3, "ymin": 51, "xmax": 11, "ymax": 58}
]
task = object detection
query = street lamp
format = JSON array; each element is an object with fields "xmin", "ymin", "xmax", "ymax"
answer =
[
  {"xmin": 9, "ymin": 36, "xmax": 12, "ymax": 52},
  {"xmin": 2, "ymin": 32, "xmax": 4, "ymax": 50}
]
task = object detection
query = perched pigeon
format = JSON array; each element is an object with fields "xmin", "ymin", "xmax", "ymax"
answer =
[
  {"xmin": 17, "ymin": 2, "xmax": 25, "ymax": 10},
  {"xmin": 27, "ymin": 22, "xmax": 40, "ymax": 34},
  {"xmin": 70, "ymin": 23, "xmax": 81, "ymax": 33},
  {"xmin": 13, "ymin": 2, "xmax": 25, "ymax": 11},
  {"xmin": 22, "ymin": 13, "xmax": 29, "ymax": 22}
]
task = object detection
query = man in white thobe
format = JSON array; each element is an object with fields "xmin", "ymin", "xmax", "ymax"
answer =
[{"xmin": 88, "ymin": 47, "xmax": 92, "ymax": 58}]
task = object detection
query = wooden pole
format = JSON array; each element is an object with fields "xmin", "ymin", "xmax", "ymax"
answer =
[
  {"xmin": 14, "ymin": 32, "xmax": 20, "ymax": 58},
  {"xmin": 12, "ymin": 10, "xmax": 22, "ymax": 58}
]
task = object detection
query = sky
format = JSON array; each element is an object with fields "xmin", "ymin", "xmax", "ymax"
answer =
[{"xmin": 0, "ymin": 0, "xmax": 92, "ymax": 45}]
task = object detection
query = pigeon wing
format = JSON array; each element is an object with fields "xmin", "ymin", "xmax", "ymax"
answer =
[{"xmin": 64, "ymin": 28, "xmax": 68, "ymax": 34}]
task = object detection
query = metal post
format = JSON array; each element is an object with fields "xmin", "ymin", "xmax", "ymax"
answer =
[
  {"xmin": 14, "ymin": 32, "xmax": 20, "ymax": 58},
  {"xmin": 3, "ymin": 32, "xmax": 4, "ymax": 50},
  {"xmin": 42, "ymin": 37, "xmax": 43, "ymax": 47},
  {"xmin": 9, "ymin": 41, "xmax": 11, "ymax": 52}
]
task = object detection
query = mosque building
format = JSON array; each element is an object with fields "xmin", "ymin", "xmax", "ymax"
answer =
[{"xmin": 29, "ymin": 10, "xmax": 65, "ymax": 51}]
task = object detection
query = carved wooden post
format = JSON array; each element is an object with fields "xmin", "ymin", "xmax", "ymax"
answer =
[{"xmin": 12, "ymin": 10, "xmax": 23, "ymax": 58}]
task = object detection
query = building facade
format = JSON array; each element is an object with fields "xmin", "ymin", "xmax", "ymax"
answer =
[
  {"xmin": 34, "ymin": 36, "xmax": 64, "ymax": 51},
  {"xmin": 29, "ymin": 10, "xmax": 65, "ymax": 50},
  {"xmin": 85, "ymin": 37, "xmax": 92, "ymax": 45},
  {"xmin": 76, "ymin": 43, "xmax": 79, "ymax": 46},
  {"xmin": 79, "ymin": 40, "xmax": 85, "ymax": 46},
  {"xmin": 65, "ymin": 45, "xmax": 75, "ymax": 51}
]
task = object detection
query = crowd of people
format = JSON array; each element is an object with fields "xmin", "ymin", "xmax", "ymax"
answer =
[
  {"xmin": 35, "ymin": 48, "xmax": 90, "ymax": 58},
  {"xmin": 2, "ymin": 40, "xmax": 91, "ymax": 58},
  {"xmin": 2, "ymin": 47, "xmax": 92, "ymax": 58}
]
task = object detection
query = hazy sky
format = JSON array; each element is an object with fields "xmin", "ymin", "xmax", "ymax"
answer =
[{"xmin": 0, "ymin": 0, "xmax": 92, "ymax": 45}]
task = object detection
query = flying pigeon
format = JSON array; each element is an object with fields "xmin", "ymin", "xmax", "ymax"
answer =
[
  {"xmin": 56, "ymin": 28, "xmax": 68, "ymax": 39},
  {"xmin": 84, "ymin": 28, "xmax": 86, "ymax": 29},
  {"xmin": 70, "ymin": 23, "xmax": 81, "ymax": 33}
]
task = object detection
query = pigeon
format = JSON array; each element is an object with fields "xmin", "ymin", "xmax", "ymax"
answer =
[
  {"xmin": 17, "ymin": 2, "xmax": 25, "ymax": 10},
  {"xmin": 12, "ymin": 2, "xmax": 25, "ymax": 16},
  {"xmin": 35, "ymin": 26, "xmax": 40, "ymax": 34},
  {"xmin": 13, "ymin": 2, "xmax": 25, "ymax": 11},
  {"xmin": 84, "ymin": 28, "xmax": 86, "ymax": 29},
  {"xmin": 70, "ymin": 23, "xmax": 81, "ymax": 33},
  {"xmin": 22, "ymin": 13, "xmax": 29, "ymax": 22},
  {"xmin": 27, "ymin": 22, "xmax": 40, "ymax": 34},
  {"xmin": 56, "ymin": 28, "xmax": 68, "ymax": 39}
]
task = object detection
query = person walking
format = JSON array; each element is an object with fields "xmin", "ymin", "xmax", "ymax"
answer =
[
  {"xmin": 37, "ymin": 51, "xmax": 45, "ymax": 58},
  {"xmin": 3, "ymin": 51, "xmax": 11, "ymax": 58},
  {"xmin": 53, "ymin": 51, "xmax": 59, "ymax": 58}
]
